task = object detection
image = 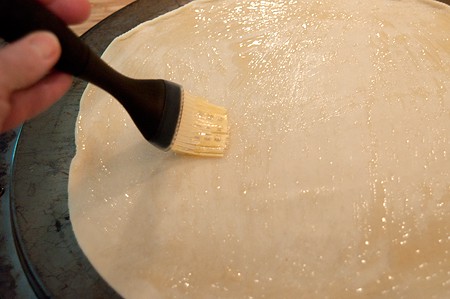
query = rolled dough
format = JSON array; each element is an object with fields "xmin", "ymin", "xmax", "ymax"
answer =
[{"xmin": 69, "ymin": 0, "xmax": 450, "ymax": 298}]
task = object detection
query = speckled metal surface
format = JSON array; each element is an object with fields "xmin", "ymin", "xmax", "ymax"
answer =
[
  {"xmin": 0, "ymin": 0, "xmax": 191, "ymax": 297},
  {"xmin": 0, "ymin": 128, "xmax": 36, "ymax": 299}
]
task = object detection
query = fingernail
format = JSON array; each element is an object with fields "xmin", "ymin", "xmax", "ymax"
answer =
[{"xmin": 28, "ymin": 32, "xmax": 59, "ymax": 60}]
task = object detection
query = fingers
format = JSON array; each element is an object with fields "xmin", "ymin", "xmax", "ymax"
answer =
[
  {"xmin": 0, "ymin": 31, "xmax": 72, "ymax": 132},
  {"xmin": 38, "ymin": 0, "xmax": 91, "ymax": 24},
  {"xmin": 0, "ymin": 31, "xmax": 61, "ymax": 91},
  {"xmin": 0, "ymin": 0, "xmax": 91, "ymax": 132},
  {"xmin": 1, "ymin": 72, "xmax": 72, "ymax": 132}
]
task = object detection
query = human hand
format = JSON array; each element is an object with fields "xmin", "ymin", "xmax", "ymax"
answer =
[{"xmin": 0, "ymin": 0, "xmax": 90, "ymax": 132}]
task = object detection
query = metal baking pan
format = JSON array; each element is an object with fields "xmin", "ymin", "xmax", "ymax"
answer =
[{"xmin": 0, "ymin": 0, "xmax": 448, "ymax": 298}]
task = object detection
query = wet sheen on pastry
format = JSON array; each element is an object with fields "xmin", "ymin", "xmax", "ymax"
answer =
[{"xmin": 69, "ymin": 0, "xmax": 450, "ymax": 298}]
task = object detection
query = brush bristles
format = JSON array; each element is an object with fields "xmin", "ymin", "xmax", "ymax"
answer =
[{"xmin": 170, "ymin": 92, "xmax": 229, "ymax": 157}]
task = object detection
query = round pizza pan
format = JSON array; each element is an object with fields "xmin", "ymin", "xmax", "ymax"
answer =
[{"xmin": 6, "ymin": 0, "xmax": 449, "ymax": 298}]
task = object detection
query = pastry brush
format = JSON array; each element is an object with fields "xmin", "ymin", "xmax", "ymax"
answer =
[{"xmin": 0, "ymin": 0, "xmax": 228, "ymax": 157}]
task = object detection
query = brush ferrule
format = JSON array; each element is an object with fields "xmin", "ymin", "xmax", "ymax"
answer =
[{"xmin": 152, "ymin": 80, "xmax": 182, "ymax": 150}]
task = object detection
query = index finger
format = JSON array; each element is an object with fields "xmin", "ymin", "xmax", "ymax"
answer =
[{"xmin": 38, "ymin": 0, "xmax": 91, "ymax": 24}]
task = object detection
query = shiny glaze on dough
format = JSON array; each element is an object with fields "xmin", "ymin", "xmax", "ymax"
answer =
[{"xmin": 69, "ymin": 0, "xmax": 450, "ymax": 298}]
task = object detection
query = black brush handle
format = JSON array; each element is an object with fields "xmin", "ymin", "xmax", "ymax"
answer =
[{"xmin": 0, "ymin": 0, "xmax": 181, "ymax": 149}]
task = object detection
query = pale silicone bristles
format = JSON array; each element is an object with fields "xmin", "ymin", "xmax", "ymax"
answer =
[{"xmin": 171, "ymin": 93, "xmax": 229, "ymax": 157}]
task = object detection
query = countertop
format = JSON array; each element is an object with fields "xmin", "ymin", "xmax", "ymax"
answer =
[{"xmin": 71, "ymin": 0, "xmax": 135, "ymax": 35}]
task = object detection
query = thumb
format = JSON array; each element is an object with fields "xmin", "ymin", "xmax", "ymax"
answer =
[{"xmin": 0, "ymin": 31, "xmax": 61, "ymax": 91}]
